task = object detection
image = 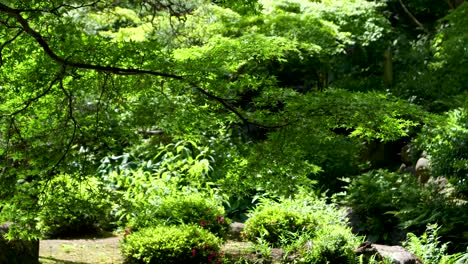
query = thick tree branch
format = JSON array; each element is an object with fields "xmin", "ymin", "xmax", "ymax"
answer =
[
  {"xmin": 0, "ymin": 2, "xmax": 285, "ymax": 129},
  {"xmin": 398, "ymin": 0, "xmax": 426, "ymax": 31},
  {"xmin": 0, "ymin": 2, "xmax": 182, "ymax": 79}
]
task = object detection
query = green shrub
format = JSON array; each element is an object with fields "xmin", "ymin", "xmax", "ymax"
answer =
[
  {"xmin": 243, "ymin": 192, "xmax": 351, "ymax": 248},
  {"xmin": 308, "ymin": 225, "xmax": 359, "ymax": 264},
  {"xmin": 340, "ymin": 169, "xmax": 410, "ymax": 242},
  {"xmin": 36, "ymin": 175, "xmax": 113, "ymax": 238},
  {"xmin": 152, "ymin": 192, "xmax": 231, "ymax": 239},
  {"xmin": 404, "ymin": 224, "xmax": 449, "ymax": 264},
  {"xmin": 243, "ymin": 206, "xmax": 315, "ymax": 247},
  {"xmin": 404, "ymin": 224, "xmax": 468, "ymax": 264},
  {"xmin": 342, "ymin": 169, "xmax": 468, "ymax": 247},
  {"xmin": 121, "ymin": 224, "xmax": 224, "ymax": 264},
  {"xmin": 99, "ymin": 142, "xmax": 230, "ymax": 239},
  {"xmin": 416, "ymin": 108, "xmax": 468, "ymax": 197},
  {"xmin": 107, "ymin": 173, "xmax": 231, "ymax": 239}
]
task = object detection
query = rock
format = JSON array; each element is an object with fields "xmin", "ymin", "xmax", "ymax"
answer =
[
  {"xmin": 415, "ymin": 157, "xmax": 430, "ymax": 183},
  {"xmin": 229, "ymin": 222, "xmax": 245, "ymax": 241},
  {"xmin": 397, "ymin": 163, "xmax": 416, "ymax": 176},
  {"xmin": 355, "ymin": 242, "xmax": 422, "ymax": 264},
  {"xmin": 400, "ymin": 144, "xmax": 415, "ymax": 165},
  {"xmin": 0, "ymin": 222, "xmax": 40, "ymax": 264}
]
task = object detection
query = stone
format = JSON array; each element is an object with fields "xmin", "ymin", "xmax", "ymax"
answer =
[
  {"xmin": 415, "ymin": 157, "xmax": 430, "ymax": 183},
  {"xmin": 355, "ymin": 242, "xmax": 422, "ymax": 264},
  {"xmin": 400, "ymin": 144, "xmax": 414, "ymax": 165},
  {"xmin": 228, "ymin": 222, "xmax": 245, "ymax": 241},
  {"xmin": 0, "ymin": 222, "xmax": 40, "ymax": 264},
  {"xmin": 397, "ymin": 163, "xmax": 416, "ymax": 176}
]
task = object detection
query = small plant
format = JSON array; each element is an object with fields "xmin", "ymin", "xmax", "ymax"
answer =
[
  {"xmin": 243, "ymin": 205, "xmax": 317, "ymax": 247},
  {"xmin": 404, "ymin": 224, "xmax": 449, "ymax": 264},
  {"xmin": 121, "ymin": 224, "xmax": 224, "ymax": 264}
]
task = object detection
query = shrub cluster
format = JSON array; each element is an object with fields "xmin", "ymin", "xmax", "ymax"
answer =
[
  {"xmin": 121, "ymin": 224, "xmax": 223, "ymax": 264},
  {"xmin": 36, "ymin": 175, "xmax": 113, "ymax": 238},
  {"xmin": 342, "ymin": 169, "xmax": 468, "ymax": 248},
  {"xmin": 243, "ymin": 192, "xmax": 360, "ymax": 263}
]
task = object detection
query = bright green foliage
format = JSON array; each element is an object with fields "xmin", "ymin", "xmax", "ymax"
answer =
[
  {"xmin": 342, "ymin": 169, "xmax": 468, "ymax": 246},
  {"xmin": 0, "ymin": 174, "xmax": 113, "ymax": 239},
  {"xmin": 416, "ymin": 108, "xmax": 468, "ymax": 196},
  {"xmin": 98, "ymin": 140, "xmax": 230, "ymax": 236},
  {"xmin": 244, "ymin": 205, "xmax": 317, "ymax": 247},
  {"xmin": 405, "ymin": 224, "xmax": 450, "ymax": 264},
  {"xmin": 243, "ymin": 192, "xmax": 360, "ymax": 263},
  {"xmin": 405, "ymin": 224, "xmax": 468, "ymax": 264},
  {"xmin": 306, "ymin": 225, "xmax": 359, "ymax": 264},
  {"xmin": 102, "ymin": 168, "xmax": 229, "ymax": 237},
  {"xmin": 35, "ymin": 175, "xmax": 113, "ymax": 238},
  {"xmin": 148, "ymin": 194, "xmax": 230, "ymax": 239},
  {"xmin": 243, "ymin": 190, "xmax": 355, "ymax": 247},
  {"xmin": 121, "ymin": 224, "xmax": 223, "ymax": 264}
]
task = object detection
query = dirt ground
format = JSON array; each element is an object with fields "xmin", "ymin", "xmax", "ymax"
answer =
[{"xmin": 39, "ymin": 236, "xmax": 124, "ymax": 264}]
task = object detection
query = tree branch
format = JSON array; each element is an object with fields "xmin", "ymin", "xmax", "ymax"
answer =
[
  {"xmin": 0, "ymin": 2, "xmax": 183, "ymax": 79},
  {"xmin": 7, "ymin": 69, "xmax": 65, "ymax": 117},
  {"xmin": 0, "ymin": 29, "xmax": 23, "ymax": 67},
  {"xmin": 398, "ymin": 0, "xmax": 426, "ymax": 31},
  {"xmin": 0, "ymin": 2, "xmax": 286, "ymax": 129}
]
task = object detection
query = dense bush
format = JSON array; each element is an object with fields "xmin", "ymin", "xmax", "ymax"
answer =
[
  {"xmin": 308, "ymin": 225, "xmax": 359, "ymax": 264},
  {"xmin": 99, "ymin": 142, "xmax": 230, "ymax": 238},
  {"xmin": 405, "ymin": 224, "xmax": 468, "ymax": 264},
  {"xmin": 244, "ymin": 205, "xmax": 316, "ymax": 247},
  {"xmin": 36, "ymin": 175, "xmax": 113, "ymax": 238},
  {"xmin": 340, "ymin": 169, "xmax": 409, "ymax": 242},
  {"xmin": 121, "ymin": 224, "xmax": 223, "ymax": 264},
  {"xmin": 102, "ymin": 165, "xmax": 230, "ymax": 238},
  {"xmin": 243, "ymin": 191, "xmax": 360, "ymax": 262},
  {"xmin": 342, "ymin": 169, "xmax": 468, "ymax": 247},
  {"xmin": 416, "ymin": 108, "xmax": 468, "ymax": 197},
  {"xmin": 150, "ymin": 192, "xmax": 231, "ymax": 239}
]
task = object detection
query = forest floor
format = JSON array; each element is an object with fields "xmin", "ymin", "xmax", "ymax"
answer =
[{"xmin": 39, "ymin": 236, "xmax": 261, "ymax": 264}]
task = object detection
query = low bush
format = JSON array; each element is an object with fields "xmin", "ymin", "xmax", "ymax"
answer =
[
  {"xmin": 243, "ymin": 191, "xmax": 360, "ymax": 262},
  {"xmin": 342, "ymin": 169, "xmax": 468, "ymax": 247},
  {"xmin": 405, "ymin": 224, "xmax": 468, "ymax": 264},
  {"xmin": 121, "ymin": 224, "xmax": 224, "ymax": 264},
  {"xmin": 243, "ymin": 204, "xmax": 317, "ymax": 247},
  {"xmin": 308, "ymin": 225, "xmax": 359, "ymax": 263},
  {"xmin": 152, "ymin": 192, "xmax": 231, "ymax": 239},
  {"xmin": 36, "ymin": 175, "xmax": 113, "ymax": 238},
  {"xmin": 340, "ymin": 169, "xmax": 409, "ymax": 243}
]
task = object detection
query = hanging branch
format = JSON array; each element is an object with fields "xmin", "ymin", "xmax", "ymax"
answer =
[
  {"xmin": 398, "ymin": 0, "xmax": 426, "ymax": 31},
  {"xmin": 0, "ymin": 2, "xmax": 286, "ymax": 129},
  {"xmin": 7, "ymin": 70, "xmax": 65, "ymax": 117}
]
